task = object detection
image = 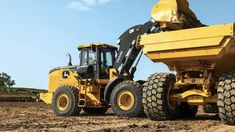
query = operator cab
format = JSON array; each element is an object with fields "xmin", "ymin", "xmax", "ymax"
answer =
[{"xmin": 77, "ymin": 43, "xmax": 117, "ymax": 79}]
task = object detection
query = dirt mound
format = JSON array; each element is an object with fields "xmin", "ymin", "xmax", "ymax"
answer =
[{"xmin": 0, "ymin": 87, "xmax": 46, "ymax": 102}]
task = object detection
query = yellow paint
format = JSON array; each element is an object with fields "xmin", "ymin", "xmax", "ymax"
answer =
[
  {"xmin": 79, "ymin": 84, "xmax": 102, "ymax": 107},
  {"xmin": 139, "ymin": 23, "xmax": 235, "ymax": 77},
  {"xmin": 41, "ymin": 41, "xmax": 120, "ymax": 108},
  {"xmin": 140, "ymin": 23, "xmax": 234, "ymax": 106},
  {"xmin": 40, "ymin": 92, "xmax": 53, "ymax": 104},
  {"xmin": 151, "ymin": 0, "xmax": 196, "ymax": 23},
  {"xmin": 146, "ymin": 48, "xmax": 220, "ymax": 61},
  {"xmin": 171, "ymin": 89, "xmax": 217, "ymax": 105},
  {"xmin": 179, "ymin": 89, "xmax": 209, "ymax": 99},
  {"xmin": 109, "ymin": 68, "xmax": 118, "ymax": 81},
  {"xmin": 77, "ymin": 42, "xmax": 116, "ymax": 50},
  {"xmin": 186, "ymin": 95, "xmax": 217, "ymax": 105},
  {"xmin": 96, "ymin": 79, "xmax": 110, "ymax": 85},
  {"xmin": 57, "ymin": 94, "xmax": 69, "ymax": 111},
  {"xmin": 41, "ymin": 68, "xmax": 107, "ymax": 107},
  {"xmin": 117, "ymin": 91, "xmax": 135, "ymax": 111},
  {"xmin": 140, "ymin": 23, "xmax": 233, "ymax": 53},
  {"xmin": 187, "ymin": 96, "xmax": 204, "ymax": 105},
  {"xmin": 48, "ymin": 69, "xmax": 79, "ymax": 93},
  {"xmin": 39, "ymin": 2, "xmax": 235, "ymax": 109},
  {"xmin": 151, "ymin": 0, "xmax": 201, "ymax": 30},
  {"xmin": 176, "ymin": 89, "xmax": 208, "ymax": 105}
]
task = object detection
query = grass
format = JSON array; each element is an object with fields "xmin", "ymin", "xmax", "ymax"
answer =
[{"xmin": 0, "ymin": 86, "xmax": 47, "ymax": 94}]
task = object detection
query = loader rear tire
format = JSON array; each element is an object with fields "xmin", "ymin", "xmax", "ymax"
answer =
[
  {"xmin": 203, "ymin": 104, "xmax": 218, "ymax": 113},
  {"xmin": 83, "ymin": 107, "xmax": 108, "ymax": 115},
  {"xmin": 52, "ymin": 86, "xmax": 81, "ymax": 116},
  {"xmin": 217, "ymin": 71, "xmax": 235, "ymax": 125},
  {"xmin": 143, "ymin": 73, "xmax": 180, "ymax": 120},
  {"xmin": 110, "ymin": 81, "xmax": 144, "ymax": 117}
]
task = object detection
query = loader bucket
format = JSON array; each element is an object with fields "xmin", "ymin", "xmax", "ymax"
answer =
[
  {"xmin": 151, "ymin": 0, "xmax": 204, "ymax": 29},
  {"xmin": 152, "ymin": 0, "xmax": 196, "ymax": 23}
]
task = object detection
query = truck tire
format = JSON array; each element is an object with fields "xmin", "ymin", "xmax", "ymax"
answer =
[
  {"xmin": 203, "ymin": 104, "xmax": 218, "ymax": 113},
  {"xmin": 143, "ymin": 73, "xmax": 180, "ymax": 120},
  {"xmin": 110, "ymin": 81, "xmax": 144, "ymax": 117},
  {"xmin": 52, "ymin": 86, "xmax": 81, "ymax": 116},
  {"xmin": 83, "ymin": 107, "xmax": 108, "ymax": 115},
  {"xmin": 180, "ymin": 103, "xmax": 198, "ymax": 118},
  {"xmin": 217, "ymin": 71, "xmax": 235, "ymax": 125}
]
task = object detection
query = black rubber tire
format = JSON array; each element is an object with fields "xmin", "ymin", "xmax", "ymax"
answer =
[
  {"xmin": 110, "ymin": 81, "xmax": 144, "ymax": 117},
  {"xmin": 203, "ymin": 104, "xmax": 218, "ymax": 113},
  {"xmin": 179, "ymin": 103, "xmax": 198, "ymax": 118},
  {"xmin": 143, "ymin": 73, "xmax": 180, "ymax": 120},
  {"xmin": 52, "ymin": 86, "xmax": 81, "ymax": 116},
  {"xmin": 217, "ymin": 71, "xmax": 235, "ymax": 125},
  {"xmin": 83, "ymin": 107, "xmax": 108, "ymax": 115}
]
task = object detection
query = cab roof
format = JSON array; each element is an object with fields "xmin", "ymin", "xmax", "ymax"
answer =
[{"xmin": 77, "ymin": 42, "xmax": 117, "ymax": 50}]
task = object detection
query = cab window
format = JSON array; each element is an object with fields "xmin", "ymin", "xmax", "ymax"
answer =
[
  {"xmin": 80, "ymin": 49, "xmax": 97, "ymax": 66},
  {"xmin": 88, "ymin": 50, "xmax": 96, "ymax": 65},
  {"xmin": 81, "ymin": 50, "xmax": 87, "ymax": 66}
]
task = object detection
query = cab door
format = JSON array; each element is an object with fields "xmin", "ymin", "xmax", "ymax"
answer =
[
  {"xmin": 79, "ymin": 48, "xmax": 98, "ymax": 79},
  {"xmin": 98, "ymin": 48, "xmax": 116, "ymax": 79}
]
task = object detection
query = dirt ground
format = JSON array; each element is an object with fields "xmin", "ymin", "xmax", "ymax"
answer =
[{"xmin": 0, "ymin": 102, "xmax": 235, "ymax": 132}]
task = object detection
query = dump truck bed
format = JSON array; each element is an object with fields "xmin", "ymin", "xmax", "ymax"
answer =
[{"xmin": 139, "ymin": 23, "xmax": 235, "ymax": 76}]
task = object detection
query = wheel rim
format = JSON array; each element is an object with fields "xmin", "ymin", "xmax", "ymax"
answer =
[
  {"xmin": 57, "ymin": 94, "xmax": 69, "ymax": 111},
  {"xmin": 117, "ymin": 91, "xmax": 135, "ymax": 111},
  {"xmin": 167, "ymin": 82, "xmax": 177, "ymax": 111}
]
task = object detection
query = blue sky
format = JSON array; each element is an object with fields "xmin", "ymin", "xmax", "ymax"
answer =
[{"xmin": 0, "ymin": 0, "xmax": 235, "ymax": 89}]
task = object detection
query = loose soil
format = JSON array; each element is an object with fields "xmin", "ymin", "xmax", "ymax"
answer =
[{"xmin": 0, "ymin": 102, "xmax": 235, "ymax": 132}]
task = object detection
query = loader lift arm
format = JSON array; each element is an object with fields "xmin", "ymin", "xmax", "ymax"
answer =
[
  {"xmin": 113, "ymin": 21, "xmax": 158, "ymax": 78},
  {"xmin": 103, "ymin": 21, "xmax": 158, "ymax": 103},
  {"xmin": 113, "ymin": 0, "xmax": 204, "ymax": 79}
]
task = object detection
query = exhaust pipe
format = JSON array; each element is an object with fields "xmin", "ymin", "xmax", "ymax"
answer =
[{"xmin": 66, "ymin": 53, "xmax": 72, "ymax": 66}]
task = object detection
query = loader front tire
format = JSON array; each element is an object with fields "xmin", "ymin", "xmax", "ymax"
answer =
[
  {"xmin": 143, "ymin": 73, "xmax": 180, "ymax": 120},
  {"xmin": 218, "ymin": 71, "xmax": 235, "ymax": 125},
  {"xmin": 52, "ymin": 86, "xmax": 81, "ymax": 116},
  {"xmin": 83, "ymin": 107, "xmax": 108, "ymax": 115},
  {"xmin": 110, "ymin": 81, "xmax": 144, "ymax": 117}
]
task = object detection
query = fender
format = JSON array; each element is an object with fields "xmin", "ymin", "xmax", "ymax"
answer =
[{"xmin": 104, "ymin": 77, "xmax": 124, "ymax": 103}]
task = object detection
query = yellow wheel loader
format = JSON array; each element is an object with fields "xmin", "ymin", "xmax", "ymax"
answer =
[
  {"xmin": 40, "ymin": 0, "xmax": 235, "ymax": 125},
  {"xmin": 41, "ymin": 43, "xmax": 144, "ymax": 117}
]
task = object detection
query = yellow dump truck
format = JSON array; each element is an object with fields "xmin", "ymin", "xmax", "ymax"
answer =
[
  {"xmin": 140, "ymin": 23, "xmax": 235, "ymax": 124},
  {"xmin": 40, "ymin": 0, "xmax": 235, "ymax": 125}
]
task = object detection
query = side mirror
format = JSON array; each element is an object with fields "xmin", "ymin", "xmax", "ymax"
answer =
[{"xmin": 66, "ymin": 53, "xmax": 72, "ymax": 66}]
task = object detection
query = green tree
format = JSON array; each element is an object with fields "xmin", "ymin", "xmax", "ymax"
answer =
[{"xmin": 0, "ymin": 72, "xmax": 15, "ymax": 87}]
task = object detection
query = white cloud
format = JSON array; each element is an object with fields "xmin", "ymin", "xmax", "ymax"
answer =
[
  {"xmin": 67, "ymin": 1, "xmax": 89, "ymax": 11},
  {"xmin": 98, "ymin": 0, "xmax": 112, "ymax": 4},
  {"xmin": 83, "ymin": 0, "xmax": 96, "ymax": 6},
  {"xmin": 67, "ymin": 0, "xmax": 115, "ymax": 11}
]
